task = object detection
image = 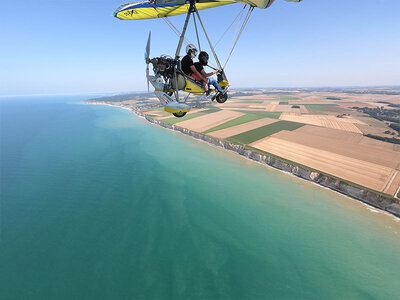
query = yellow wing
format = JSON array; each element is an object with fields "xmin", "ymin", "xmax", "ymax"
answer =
[{"xmin": 114, "ymin": 1, "xmax": 234, "ymax": 20}]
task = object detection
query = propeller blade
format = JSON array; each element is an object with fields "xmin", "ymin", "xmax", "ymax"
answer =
[
  {"xmin": 146, "ymin": 65, "xmax": 150, "ymax": 93},
  {"xmin": 144, "ymin": 31, "xmax": 151, "ymax": 93},
  {"xmin": 145, "ymin": 31, "xmax": 151, "ymax": 61}
]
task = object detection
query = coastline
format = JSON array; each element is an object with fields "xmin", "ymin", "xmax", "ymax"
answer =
[{"xmin": 85, "ymin": 101, "xmax": 400, "ymax": 219}]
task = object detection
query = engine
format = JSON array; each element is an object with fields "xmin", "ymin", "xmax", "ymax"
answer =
[{"xmin": 149, "ymin": 55, "xmax": 176, "ymax": 79}]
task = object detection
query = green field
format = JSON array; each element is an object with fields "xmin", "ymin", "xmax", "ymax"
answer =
[
  {"xmin": 227, "ymin": 121, "xmax": 304, "ymax": 144},
  {"xmin": 267, "ymin": 95, "xmax": 299, "ymax": 101},
  {"xmin": 236, "ymin": 110, "xmax": 281, "ymax": 119},
  {"xmin": 234, "ymin": 100, "xmax": 265, "ymax": 103},
  {"xmin": 161, "ymin": 112, "xmax": 204, "ymax": 125},
  {"xmin": 200, "ymin": 107, "xmax": 222, "ymax": 114},
  {"xmin": 159, "ymin": 107, "xmax": 221, "ymax": 125},
  {"xmin": 279, "ymin": 101, "xmax": 289, "ymax": 105},
  {"xmin": 143, "ymin": 106, "xmax": 165, "ymax": 112},
  {"xmin": 304, "ymin": 104, "xmax": 339, "ymax": 111},
  {"xmin": 203, "ymin": 113, "xmax": 264, "ymax": 133},
  {"xmin": 279, "ymin": 95, "xmax": 299, "ymax": 100}
]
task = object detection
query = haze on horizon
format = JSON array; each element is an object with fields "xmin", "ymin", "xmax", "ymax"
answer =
[{"xmin": 1, "ymin": 0, "xmax": 399, "ymax": 96}]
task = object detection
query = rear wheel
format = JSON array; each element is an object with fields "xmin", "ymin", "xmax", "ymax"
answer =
[
  {"xmin": 216, "ymin": 93, "xmax": 228, "ymax": 103},
  {"xmin": 173, "ymin": 112, "xmax": 187, "ymax": 118}
]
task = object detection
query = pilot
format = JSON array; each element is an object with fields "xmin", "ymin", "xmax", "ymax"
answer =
[
  {"xmin": 181, "ymin": 44, "xmax": 208, "ymax": 91},
  {"xmin": 194, "ymin": 51, "xmax": 224, "ymax": 97}
]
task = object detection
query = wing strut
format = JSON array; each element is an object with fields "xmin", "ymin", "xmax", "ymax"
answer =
[
  {"xmin": 172, "ymin": 0, "xmax": 253, "ymax": 99},
  {"xmin": 174, "ymin": 1, "xmax": 196, "ymax": 102},
  {"xmin": 174, "ymin": 1, "xmax": 195, "ymax": 60}
]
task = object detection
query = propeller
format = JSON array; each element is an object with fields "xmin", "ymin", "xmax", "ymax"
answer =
[{"xmin": 145, "ymin": 31, "xmax": 151, "ymax": 93}]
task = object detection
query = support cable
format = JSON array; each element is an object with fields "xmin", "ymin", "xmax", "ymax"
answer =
[
  {"xmin": 193, "ymin": 14, "xmax": 201, "ymax": 51},
  {"xmin": 214, "ymin": 5, "xmax": 247, "ymax": 48},
  {"xmin": 224, "ymin": 6, "xmax": 247, "ymax": 65},
  {"xmin": 194, "ymin": 8, "xmax": 223, "ymax": 71},
  {"xmin": 223, "ymin": 6, "xmax": 254, "ymax": 70},
  {"xmin": 163, "ymin": 17, "xmax": 192, "ymax": 46}
]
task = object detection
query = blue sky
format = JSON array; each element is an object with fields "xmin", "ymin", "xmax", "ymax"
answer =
[{"xmin": 1, "ymin": 0, "xmax": 399, "ymax": 95}]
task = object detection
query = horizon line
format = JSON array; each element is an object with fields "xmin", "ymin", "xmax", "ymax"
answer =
[{"xmin": 1, "ymin": 85, "xmax": 399, "ymax": 98}]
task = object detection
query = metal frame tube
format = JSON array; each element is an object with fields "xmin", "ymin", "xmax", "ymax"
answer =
[
  {"xmin": 175, "ymin": 2, "xmax": 194, "ymax": 60},
  {"xmin": 174, "ymin": 1, "xmax": 196, "ymax": 102}
]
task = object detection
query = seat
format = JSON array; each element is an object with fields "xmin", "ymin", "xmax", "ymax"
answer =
[{"xmin": 177, "ymin": 60, "xmax": 203, "ymax": 85}]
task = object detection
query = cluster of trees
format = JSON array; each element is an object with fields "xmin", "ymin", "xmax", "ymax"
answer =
[
  {"xmin": 353, "ymin": 106, "xmax": 400, "ymax": 124},
  {"xmin": 365, "ymin": 134, "xmax": 400, "ymax": 144},
  {"xmin": 353, "ymin": 106, "xmax": 400, "ymax": 143},
  {"xmin": 377, "ymin": 101, "xmax": 400, "ymax": 108},
  {"xmin": 390, "ymin": 123, "xmax": 400, "ymax": 133}
]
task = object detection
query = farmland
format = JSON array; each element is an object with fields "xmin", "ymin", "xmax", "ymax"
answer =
[
  {"xmin": 227, "ymin": 121, "xmax": 304, "ymax": 144},
  {"xmin": 94, "ymin": 87, "xmax": 400, "ymax": 198}
]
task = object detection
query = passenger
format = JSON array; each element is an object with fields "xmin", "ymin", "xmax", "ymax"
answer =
[
  {"xmin": 195, "ymin": 51, "xmax": 224, "ymax": 95},
  {"xmin": 181, "ymin": 44, "xmax": 208, "ymax": 91}
]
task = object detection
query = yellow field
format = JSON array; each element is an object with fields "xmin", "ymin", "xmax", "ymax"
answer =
[
  {"xmin": 250, "ymin": 137, "xmax": 399, "ymax": 194},
  {"xmin": 144, "ymin": 110, "xmax": 170, "ymax": 118},
  {"xmin": 279, "ymin": 113, "xmax": 365, "ymax": 133},
  {"xmin": 265, "ymin": 101, "xmax": 279, "ymax": 112},
  {"xmin": 218, "ymin": 102, "xmax": 259, "ymax": 108},
  {"xmin": 175, "ymin": 110, "xmax": 243, "ymax": 132},
  {"xmin": 267, "ymin": 127, "xmax": 400, "ymax": 169},
  {"xmin": 220, "ymin": 107, "xmax": 266, "ymax": 112}
]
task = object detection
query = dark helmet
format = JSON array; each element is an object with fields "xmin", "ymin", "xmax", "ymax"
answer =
[{"xmin": 199, "ymin": 51, "xmax": 209, "ymax": 66}]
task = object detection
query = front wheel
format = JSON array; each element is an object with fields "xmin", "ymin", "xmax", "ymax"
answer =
[
  {"xmin": 173, "ymin": 112, "xmax": 187, "ymax": 118},
  {"xmin": 216, "ymin": 93, "xmax": 228, "ymax": 103}
]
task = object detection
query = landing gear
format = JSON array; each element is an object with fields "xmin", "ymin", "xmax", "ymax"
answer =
[
  {"xmin": 216, "ymin": 93, "xmax": 228, "ymax": 103},
  {"xmin": 173, "ymin": 112, "xmax": 187, "ymax": 118}
]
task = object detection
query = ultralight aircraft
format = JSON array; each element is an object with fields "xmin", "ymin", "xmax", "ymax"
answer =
[{"xmin": 114, "ymin": 0, "xmax": 302, "ymax": 117}]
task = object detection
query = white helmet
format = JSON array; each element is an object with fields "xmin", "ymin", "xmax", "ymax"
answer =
[{"xmin": 186, "ymin": 44, "xmax": 197, "ymax": 58}]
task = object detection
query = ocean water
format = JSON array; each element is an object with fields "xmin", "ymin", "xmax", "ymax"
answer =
[{"xmin": 1, "ymin": 95, "xmax": 400, "ymax": 299}]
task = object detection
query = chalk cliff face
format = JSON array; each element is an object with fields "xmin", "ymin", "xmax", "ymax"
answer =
[{"xmin": 142, "ymin": 113, "xmax": 400, "ymax": 218}]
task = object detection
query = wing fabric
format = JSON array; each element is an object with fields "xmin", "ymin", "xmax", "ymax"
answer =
[{"xmin": 114, "ymin": 1, "xmax": 234, "ymax": 20}]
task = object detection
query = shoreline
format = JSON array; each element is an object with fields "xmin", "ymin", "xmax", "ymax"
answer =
[{"xmin": 85, "ymin": 101, "xmax": 400, "ymax": 219}]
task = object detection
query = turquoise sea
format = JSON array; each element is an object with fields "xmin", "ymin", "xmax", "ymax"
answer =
[{"xmin": 1, "ymin": 95, "xmax": 400, "ymax": 299}]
